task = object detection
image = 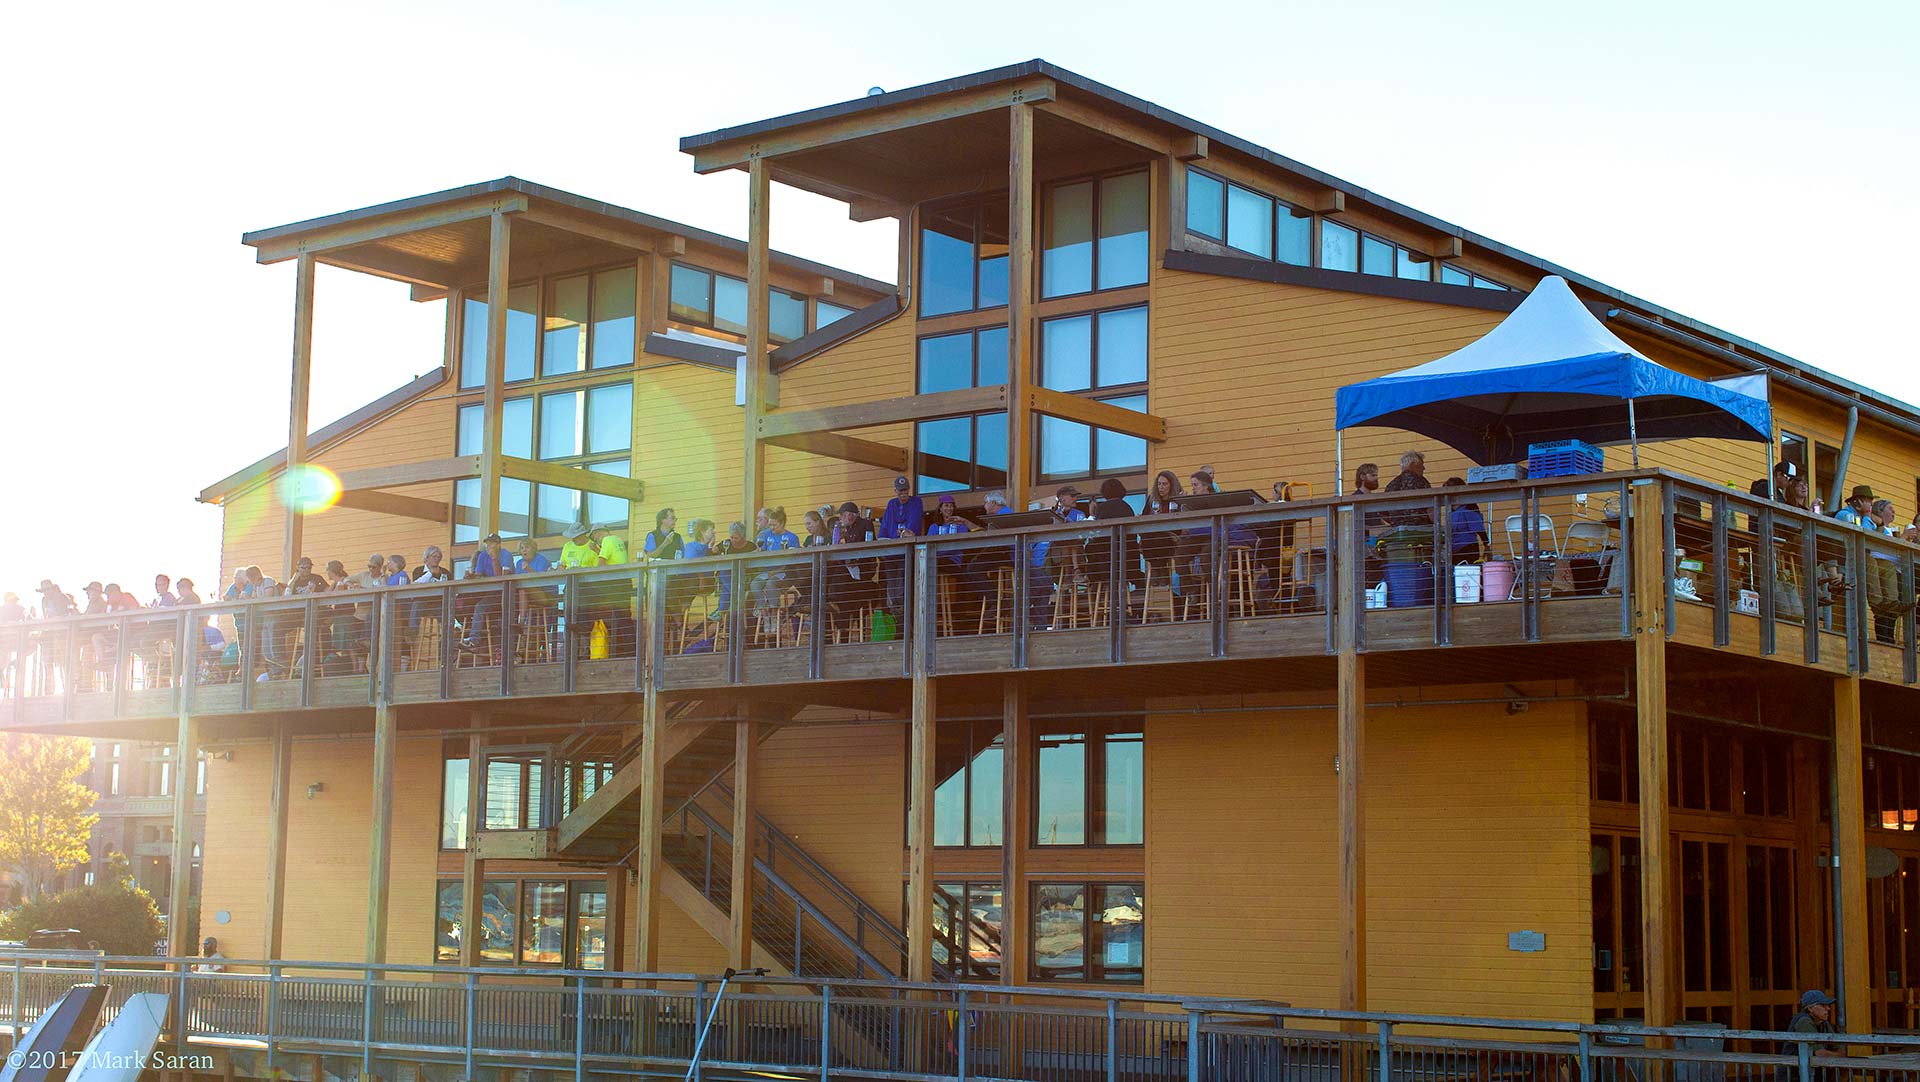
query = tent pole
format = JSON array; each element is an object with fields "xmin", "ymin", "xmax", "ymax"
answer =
[
  {"xmin": 1336, "ymin": 430, "xmax": 1345, "ymax": 496},
  {"xmin": 1627, "ymin": 398, "xmax": 1641, "ymax": 468}
]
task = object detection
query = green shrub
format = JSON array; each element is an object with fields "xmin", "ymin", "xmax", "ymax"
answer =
[{"xmin": 0, "ymin": 858, "xmax": 164, "ymax": 956}]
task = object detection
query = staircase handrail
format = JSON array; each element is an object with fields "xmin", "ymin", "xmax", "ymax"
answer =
[{"xmin": 677, "ymin": 796, "xmax": 909, "ymax": 980}]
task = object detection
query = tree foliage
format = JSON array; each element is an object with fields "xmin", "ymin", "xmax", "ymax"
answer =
[
  {"xmin": 0, "ymin": 735, "xmax": 99, "ymax": 899},
  {"xmin": 0, "ymin": 852, "xmax": 164, "ymax": 956}
]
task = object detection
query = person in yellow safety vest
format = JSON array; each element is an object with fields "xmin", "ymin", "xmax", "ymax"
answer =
[
  {"xmin": 592, "ymin": 524, "xmax": 629, "ymax": 565},
  {"xmin": 559, "ymin": 522, "xmax": 599, "ymax": 568}
]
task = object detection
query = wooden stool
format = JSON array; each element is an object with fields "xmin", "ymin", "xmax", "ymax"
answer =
[
  {"xmin": 410, "ymin": 617, "xmax": 442, "ymax": 672},
  {"xmin": 1180, "ymin": 577, "xmax": 1210, "ymax": 622},
  {"xmin": 1227, "ymin": 546, "xmax": 1257, "ymax": 619},
  {"xmin": 1140, "ymin": 563, "xmax": 1176, "ymax": 625},
  {"xmin": 937, "ymin": 574, "xmax": 959, "ymax": 637},
  {"xmin": 1088, "ymin": 578, "xmax": 1112, "ymax": 628},
  {"xmin": 979, "ymin": 569, "xmax": 1014, "ymax": 635},
  {"xmin": 454, "ymin": 627, "xmax": 495, "ymax": 669},
  {"xmin": 1050, "ymin": 570, "xmax": 1084, "ymax": 630}
]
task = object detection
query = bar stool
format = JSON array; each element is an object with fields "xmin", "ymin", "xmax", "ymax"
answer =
[
  {"xmin": 409, "ymin": 616, "xmax": 443, "ymax": 672},
  {"xmin": 1226, "ymin": 546, "xmax": 1257, "ymax": 618},
  {"xmin": 979, "ymin": 568, "xmax": 1014, "ymax": 635},
  {"xmin": 1140, "ymin": 562, "xmax": 1176, "ymax": 625}
]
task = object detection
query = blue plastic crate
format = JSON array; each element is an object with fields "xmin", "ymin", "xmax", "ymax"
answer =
[
  {"xmin": 1528, "ymin": 446, "xmax": 1604, "ymax": 478},
  {"xmin": 1527, "ymin": 438, "xmax": 1601, "ymax": 458}
]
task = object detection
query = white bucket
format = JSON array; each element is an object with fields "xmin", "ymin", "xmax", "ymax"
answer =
[
  {"xmin": 1453, "ymin": 563, "xmax": 1483, "ymax": 604},
  {"xmin": 1365, "ymin": 582, "xmax": 1388, "ymax": 610}
]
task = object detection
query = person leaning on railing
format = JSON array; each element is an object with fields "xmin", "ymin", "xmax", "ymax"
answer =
[{"xmin": 1864, "ymin": 498, "xmax": 1915, "ymax": 645}]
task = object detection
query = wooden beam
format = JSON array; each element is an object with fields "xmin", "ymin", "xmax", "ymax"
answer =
[
  {"xmin": 364, "ymin": 700, "xmax": 396, "ymax": 964},
  {"xmin": 1174, "ymin": 134, "xmax": 1209, "ymax": 162},
  {"xmin": 1027, "ymin": 387, "xmax": 1168, "ymax": 442},
  {"xmin": 1007, "ymin": 103, "xmax": 1036, "ymax": 510},
  {"xmin": 472, "ymin": 830, "xmax": 553, "ymax": 860},
  {"xmin": 1312, "ymin": 191, "xmax": 1347, "ymax": 214},
  {"xmin": 633, "ymin": 676, "xmax": 667, "ymax": 974},
  {"xmin": 743, "ymin": 158, "xmax": 771, "ymax": 526},
  {"xmin": 1420, "ymin": 236, "xmax": 1465, "ymax": 261},
  {"xmin": 499, "ymin": 456, "xmax": 645, "ymax": 502},
  {"xmin": 459, "ymin": 732, "xmax": 486, "ymax": 967},
  {"xmin": 337, "ymin": 455, "xmax": 481, "ymax": 492},
  {"xmin": 517, "ymin": 206, "xmax": 655, "ymax": 253},
  {"xmin": 261, "ymin": 723, "xmax": 292, "ymax": 960},
  {"xmin": 1000, "ymin": 677, "xmax": 1029, "ymax": 987},
  {"xmin": 663, "ymin": 235, "xmax": 687, "ymax": 257},
  {"xmin": 165, "ymin": 710, "xmax": 198, "ymax": 958},
  {"xmin": 1833, "ymin": 674, "xmax": 1870, "ymax": 1033},
  {"xmin": 758, "ymin": 384, "xmax": 1009, "ymax": 439},
  {"xmin": 479, "ymin": 211, "xmax": 512, "ymax": 538},
  {"xmin": 251, "ymin": 193, "xmax": 528, "ymax": 263},
  {"xmin": 728, "ymin": 717, "xmax": 759, "ymax": 970},
  {"xmin": 763, "ymin": 430, "xmax": 909, "ymax": 471},
  {"xmin": 906, "ymin": 665, "xmax": 937, "ymax": 982},
  {"xmin": 282, "ymin": 253, "xmax": 316, "ymax": 581},
  {"xmin": 1036, "ymin": 97, "xmax": 1178, "ymax": 156},
  {"xmin": 1334, "ymin": 507, "xmax": 1365, "ymax": 1016},
  {"xmin": 320, "ymin": 250, "xmax": 458, "ymax": 293},
  {"xmin": 690, "ymin": 76, "xmax": 1056, "ymax": 174},
  {"xmin": 334, "ymin": 489, "xmax": 452, "ymax": 523},
  {"xmin": 1631, "ymin": 481, "xmax": 1677, "ymax": 1028}
]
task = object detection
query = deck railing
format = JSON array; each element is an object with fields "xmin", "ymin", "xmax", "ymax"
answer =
[
  {"xmin": 4, "ymin": 952, "xmax": 1918, "ymax": 1082},
  {"xmin": 3, "ymin": 471, "xmax": 1916, "ymax": 728}
]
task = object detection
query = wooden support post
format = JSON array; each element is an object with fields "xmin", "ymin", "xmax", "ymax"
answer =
[
  {"xmin": 262, "ymin": 722, "xmax": 293, "ymax": 959},
  {"xmin": 282, "ymin": 252, "xmax": 316, "ymax": 581},
  {"xmin": 364, "ymin": 700, "xmax": 396, "ymax": 964},
  {"xmin": 896, "ymin": 206, "xmax": 916, "ymax": 304},
  {"xmin": 477, "ymin": 211, "xmax": 512, "ymax": 537},
  {"xmin": 165, "ymin": 709, "xmax": 198, "ymax": 958},
  {"xmin": 728, "ymin": 716, "xmax": 758, "ymax": 970},
  {"xmin": 906, "ymin": 669, "xmax": 937, "ymax": 982},
  {"xmin": 459, "ymin": 730, "xmax": 486, "ymax": 967},
  {"xmin": 1005, "ymin": 103, "xmax": 1035, "ymax": 510},
  {"xmin": 633, "ymin": 678, "xmax": 667, "ymax": 974},
  {"xmin": 742, "ymin": 158, "xmax": 771, "ymax": 526},
  {"xmin": 1631, "ymin": 481, "xmax": 1678, "ymax": 1029},
  {"xmin": 1833, "ymin": 674, "xmax": 1870, "ymax": 1033},
  {"xmin": 1000, "ymin": 677, "xmax": 1029, "ymax": 986},
  {"xmin": 1792, "ymin": 741, "xmax": 1826, "ymax": 992},
  {"xmin": 1333, "ymin": 507, "xmax": 1365, "ymax": 1017}
]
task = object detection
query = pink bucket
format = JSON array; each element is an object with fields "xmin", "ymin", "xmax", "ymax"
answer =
[{"xmin": 1480, "ymin": 561, "xmax": 1516, "ymax": 601}]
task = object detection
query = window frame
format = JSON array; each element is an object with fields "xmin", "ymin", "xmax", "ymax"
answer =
[
  {"xmin": 434, "ymin": 876, "xmax": 613, "ymax": 968},
  {"xmin": 453, "ymin": 381, "xmax": 632, "ymax": 545},
  {"xmin": 918, "ymin": 195, "xmax": 1011, "ymax": 318},
  {"xmin": 913, "ymin": 326, "xmax": 1011, "ymax": 496},
  {"xmin": 1034, "ymin": 305, "xmax": 1150, "ymax": 484},
  {"xmin": 667, "ymin": 261, "xmax": 811, "ymax": 344},
  {"xmin": 1041, "ymin": 166, "xmax": 1151, "ymax": 301},
  {"xmin": 1027, "ymin": 879, "xmax": 1145, "ymax": 984},
  {"xmin": 927, "ymin": 718, "xmax": 1006, "ymax": 850},
  {"xmin": 458, "ymin": 263, "xmax": 638, "ymax": 392},
  {"xmin": 1032, "ymin": 721, "xmax": 1145, "ymax": 849},
  {"xmin": 927, "ymin": 880, "xmax": 1005, "ymax": 982}
]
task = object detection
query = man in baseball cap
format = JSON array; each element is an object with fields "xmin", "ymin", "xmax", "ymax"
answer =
[{"xmin": 1789, "ymin": 989, "xmax": 1839, "ymax": 1052}]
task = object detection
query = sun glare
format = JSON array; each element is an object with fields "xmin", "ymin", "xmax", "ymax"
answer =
[{"xmin": 280, "ymin": 463, "xmax": 342, "ymax": 515}]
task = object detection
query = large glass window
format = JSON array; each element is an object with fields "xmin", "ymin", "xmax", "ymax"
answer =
[
  {"xmin": 437, "ymin": 878, "xmax": 610, "ymax": 967},
  {"xmin": 1036, "ymin": 308, "xmax": 1148, "ymax": 481},
  {"xmin": 1320, "ymin": 220, "xmax": 1359, "ymax": 273},
  {"xmin": 1035, "ymin": 723, "xmax": 1143, "ymax": 846},
  {"xmin": 915, "ymin": 327, "xmax": 1009, "ymax": 494},
  {"xmin": 1225, "ymin": 184, "xmax": 1274, "ymax": 259},
  {"xmin": 934, "ymin": 881, "xmax": 1004, "ymax": 981},
  {"xmin": 458, "ymin": 381, "xmax": 628, "ymax": 543},
  {"xmin": 1186, "ymin": 170, "xmax": 1224, "ymax": 240},
  {"xmin": 1042, "ymin": 170, "xmax": 1148, "ymax": 298},
  {"xmin": 920, "ymin": 196, "xmax": 1010, "ymax": 316},
  {"xmin": 934, "ymin": 719, "xmax": 1004, "ymax": 847},
  {"xmin": 520, "ymin": 881, "xmax": 567, "ymax": 965},
  {"xmin": 668, "ymin": 263, "xmax": 809, "ymax": 344},
  {"xmin": 486, "ymin": 751, "xmax": 547, "ymax": 831},
  {"xmin": 1031, "ymin": 882, "xmax": 1144, "ymax": 982},
  {"xmin": 460, "ymin": 284, "xmax": 539, "ymax": 389},
  {"xmin": 542, "ymin": 274, "xmax": 591, "ymax": 377},
  {"xmin": 590, "ymin": 267, "xmax": 637, "ymax": 369},
  {"xmin": 455, "ymin": 398, "xmax": 536, "ymax": 542},
  {"xmin": 1276, "ymin": 206, "xmax": 1312, "ymax": 267},
  {"xmin": 816, "ymin": 300, "xmax": 856, "ymax": 328},
  {"xmin": 441, "ymin": 757, "xmax": 469, "ymax": 850}
]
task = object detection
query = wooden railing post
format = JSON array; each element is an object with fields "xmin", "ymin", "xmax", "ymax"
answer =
[{"xmin": 1632, "ymin": 481, "xmax": 1677, "ymax": 1030}]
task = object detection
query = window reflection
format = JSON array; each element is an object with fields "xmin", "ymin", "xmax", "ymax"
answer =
[
  {"xmin": 933, "ymin": 881, "xmax": 1003, "ymax": 980},
  {"xmin": 520, "ymin": 881, "xmax": 566, "ymax": 965},
  {"xmin": 1030, "ymin": 882, "xmax": 1143, "ymax": 983},
  {"xmin": 1320, "ymin": 220, "xmax": 1359, "ymax": 273},
  {"xmin": 1043, "ymin": 180, "xmax": 1095, "ymax": 298},
  {"xmin": 480, "ymin": 880, "xmax": 517, "ymax": 963},
  {"xmin": 440, "ymin": 757, "xmax": 469, "ymax": 850},
  {"xmin": 816, "ymin": 300, "xmax": 856, "ymax": 328},
  {"xmin": 460, "ymin": 284, "xmax": 538, "ymax": 388},
  {"xmin": 914, "ymin": 326, "xmax": 1009, "ymax": 493},
  {"xmin": 1036, "ymin": 723, "xmax": 1143, "ymax": 846},
  {"xmin": 590, "ymin": 268, "xmax": 636, "ymax": 369},
  {"xmin": 1226, "ymin": 184, "xmax": 1273, "ymax": 259},
  {"xmin": 1187, "ymin": 170, "xmax": 1225, "ymax": 239},
  {"xmin": 573, "ymin": 885, "xmax": 607, "ymax": 970},
  {"xmin": 436, "ymin": 881, "xmax": 462, "ymax": 962},
  {"xmin": 921, "ymin": 197, "xmax": 1009, "ymax": 315},
  {"xmin": 1361, "ymin": 235, "xmax": 1394, "ymax": 277},
  {"xmin": 543, "ymin": 275, "xmax": 590, "ymax": 377},
  {"xmin": 1097, "ymin": 172, "xmax": 1149, "ymax": 290},
  {"xmin": 933, "ymin": 719, "xmax": 1004, "ymax": 847}
]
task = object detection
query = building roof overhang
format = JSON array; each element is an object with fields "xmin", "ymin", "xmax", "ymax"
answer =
[
  {"xmin": 239, "ymin": 176, "xmax": 894, "ymax": 300},
  {"xmin": 680, "ymin": 59, "xmax": 1918, "ymax": 425}
]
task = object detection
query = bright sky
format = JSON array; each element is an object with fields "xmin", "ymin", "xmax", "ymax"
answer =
[{"xmin": 1, "ymin": 0, "xmax": 1914, "ymax": 606}]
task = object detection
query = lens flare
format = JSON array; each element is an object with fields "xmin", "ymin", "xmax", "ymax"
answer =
[{"xmin": 280, "ymin": 464, "xmax": 342, "ymax": 515}]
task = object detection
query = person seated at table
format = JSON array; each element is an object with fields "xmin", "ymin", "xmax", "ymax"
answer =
[
  {"xmin": 801, "ymin": 510, "xmax": 831, "ymax": 547},
  {"xmin": 642, "ymin": 508, "xmax": 684, "ymax": 561},
  {"xmin": 1085, "ymin": 479, "xmax": 1144, "ymax": 611},
  {"xmin": 926, "ymin": 494, "xmax": 987, "ymax": 621},
  {"xmin": 748, "ymin": 508, "xmax": 803, "ymax": 625},
  {"xmin": 592, "ymin": 524, "xmax": 630, "ymax": 566},
  {"xmin": 829, "ymin": 502, "xmax": 880, "ymax": 637},
  {"xmin": 515, "ymin": 538, "xmax": 552, "ymax": 574},
  {"xmin": 1443, "ymin": 478, "xmax": 1490, "ymax": 564},
  {"xmin": 459, "ymin": 534, "xmax": 514, "ymax": 653},
  {"xmin": 1751, "ymin": 460, "xmax": 1797, "ymax": 503},
  {"xmin": 714, "ymin": 521, "xmax": 757, "ymax": 614}
]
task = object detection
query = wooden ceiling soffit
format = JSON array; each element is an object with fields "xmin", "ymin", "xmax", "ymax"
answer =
[
  {"xmin": 334, "ymin": 489, "xmax": 451, "ymax": 523},
  {"xmin": 337, "ymin": 455, "xmax": 483, "ymax": 492},
  {"xmin": 1035, "ymin": 97, "xmax": 1195, "ymax": 159},
  {"xmin": 1027, "ymin": 387, "xmax": 1168, "ymax": 442},
  {"xmin": 320, "ymin": 249, "xmax": 460, "ymax": 292},
  {"xmin": 758, "ymin": 384, "xmax": 1010, "ymax": 438},
  {"xmin": 847, "ymin": 170, "xmax": 1001, "ymax": 223},
  {"xmin": 250, "ymin": 193, "xmax": 530, "ymax": 264},
  {"xmin": 763, "ymin": 430, "xmax": 909, "ymax": 472},
  {"xmin": 499, "ymin": 456, "xmax": 644, "ymax": 501},
  {"xmin": 517, "ymin": 207, "xmax": 656, "ymax": 253},
  {"xmin": 689, "ymin": 76, "xmax": 1058, "ymax": 175}
]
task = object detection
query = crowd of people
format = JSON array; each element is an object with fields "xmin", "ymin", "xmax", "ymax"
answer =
[{"xmin": 1749, "ymin": 460, "xmax": 1920, "ymax": 643}]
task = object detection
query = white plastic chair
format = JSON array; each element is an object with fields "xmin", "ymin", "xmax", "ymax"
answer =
[
  {"xmin": 1504, "ymin": 513, "xmax": 1561, "ymax": 559},
  {"xmin": 1564, "ymin": 520, "xmax": 1614, "ymax": 555}
]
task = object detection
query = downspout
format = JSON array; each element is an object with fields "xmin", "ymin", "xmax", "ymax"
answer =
[{"xmin": 1828, "ymin": 405, "xmax": 1860, "ymax": 513}]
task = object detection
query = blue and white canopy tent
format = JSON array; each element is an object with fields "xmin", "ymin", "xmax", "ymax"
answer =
[{"xmin": 1332, "ymin": 276, "xmax": 1773, "ymax": 486}]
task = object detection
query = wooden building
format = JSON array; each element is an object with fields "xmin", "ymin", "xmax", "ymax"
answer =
[{"xmin": 6, "ymin": 62, "xmax": 1920, "ymax": 1044}]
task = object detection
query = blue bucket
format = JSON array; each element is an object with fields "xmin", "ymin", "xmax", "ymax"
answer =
[{"xmin": 1384, "ymin": 561, "xmax": 1435, "ymax": 608}]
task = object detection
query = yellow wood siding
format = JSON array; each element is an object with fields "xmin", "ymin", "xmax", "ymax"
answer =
[
  {"xmin": 765, "ymin": 314, "xmax": 917, "ymax": 516},
  {"xmin": 220, "ymin": 393, "xmax": 456, "ymax": 584},
  {"xmin": 1145, "ymin": 701, "xmax": 1591, "ymax": 1020},
  {"xmin": 201, "ymin": 733, "xmax": 443, "ymax": 964},
  {"xmin": 632, "ymin": 362, "xmax": 742, "ymax": 529}
]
